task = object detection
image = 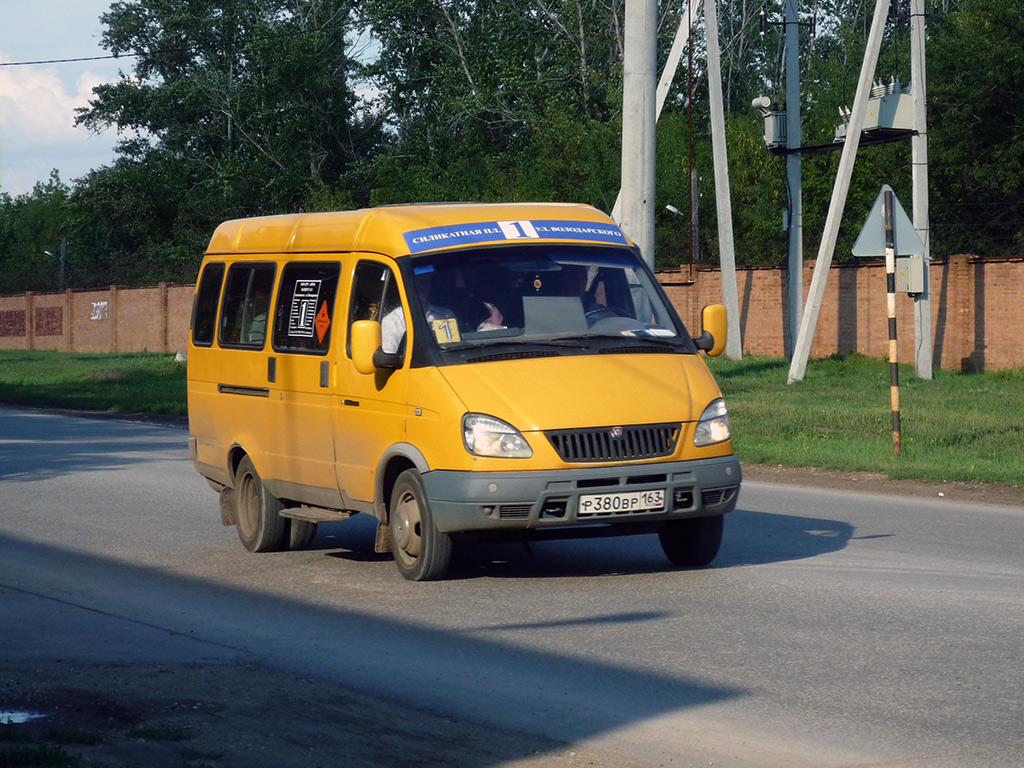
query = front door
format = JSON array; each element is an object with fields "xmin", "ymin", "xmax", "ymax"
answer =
[{"xmin": 334, "ymin": 258, "xmax": 410, "ymax": 506}]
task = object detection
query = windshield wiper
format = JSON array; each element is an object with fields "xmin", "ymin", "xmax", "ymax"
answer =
[
  {"xmin": 444, "ymin": 337, "xmax": 588, "ymax": 351},
  {"xmin": 589, "ymin": 335, "xmax": 687, "ymax": 351},
  {"xmin": 482, "ymin": 338, "xmax": 587, "ymax": 349}
]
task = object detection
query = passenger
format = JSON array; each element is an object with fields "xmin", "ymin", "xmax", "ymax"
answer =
[
  {"xmin": 381, "ymin": 272, "xmax": 455, "ymax": 354},
  {"xmin": 561, "ymin": 264, "xmax": 603, "ymax": 322},
  {"xmin": 476, "ymin": 302, "xmax": 505, "ymax": 331}
]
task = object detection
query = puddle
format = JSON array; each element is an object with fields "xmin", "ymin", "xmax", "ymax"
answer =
[{"xmin": 0, "ymin": 710, "xmax": 48, "ymax": 724}]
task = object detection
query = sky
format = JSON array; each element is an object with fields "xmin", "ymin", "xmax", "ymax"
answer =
[{"xmin": 0, "ymin": 0, "xmax": 122, "ymax": 197}]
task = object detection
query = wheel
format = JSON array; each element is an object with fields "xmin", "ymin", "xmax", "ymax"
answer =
[
  {"xmin": 659, "ymin": 515, "xmax": 724, "ymax": 567},
  {"xmin": 287, "ymin": 520, "xmax": 317, "ymax": 550},
  {"xmin": 389, "ymin": 469, "xmax": 452, "ymax": 581},
  {"xmin": 234, "ymin": 456, "xmax": 287, "ymax": 552}
]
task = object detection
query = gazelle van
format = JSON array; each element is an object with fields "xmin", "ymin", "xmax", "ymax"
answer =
[{"xmin": 187, "ymin": 202, "xmax": 740, "ymax": 580}]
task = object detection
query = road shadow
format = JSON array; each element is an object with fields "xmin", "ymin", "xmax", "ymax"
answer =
[
  {"xmin": 313, "ymin": 506, "xmax": 853, "ymax": 580},
  {"xmin": 0, "ymin": 532, "xmax": 742, "ymax": 767},
  {"xmin": 0, "ymin": 405, "xmax": 188, "ymax": 481}
]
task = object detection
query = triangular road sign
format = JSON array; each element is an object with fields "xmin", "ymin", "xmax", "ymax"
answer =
[{"xmin": 852, "ymin": 184, "xmax": 925, "ymax": 257}]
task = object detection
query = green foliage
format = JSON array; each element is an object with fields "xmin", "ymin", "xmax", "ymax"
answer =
[
  {"xmin": 928, "ymin": 0, "xmax": 1024, "ymax": 255},
  {"xmin": 42, "ymin": 0, "xmax": 378, "ymax": 288},
  {"xmin": 0, "ymin": 173, "xmax": 71, "ymax": 294}
]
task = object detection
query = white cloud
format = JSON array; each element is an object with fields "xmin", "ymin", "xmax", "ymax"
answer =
[
  {"xmin": 0, "ymin": 61, "xmax": 120, "ymax": 195},
  {"xmin": 0, "ymin": 0, "xmax": 122, "ymax": 196}
]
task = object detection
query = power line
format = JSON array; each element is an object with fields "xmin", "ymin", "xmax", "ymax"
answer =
[
  {"xmin": 0, "ymin": 54, "xmax": 131, "ymax": 67},
  {"xmin": 0, "ymin": 24, "xmax": 350, "ymax": 69}
]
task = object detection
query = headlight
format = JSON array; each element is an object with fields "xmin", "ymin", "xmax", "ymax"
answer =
[
  {"xmin": 462, "ymin": 413, "xmax": 533, "ymax": 458},
  {"xmin": 693, "ymin": 398, "xmax": 732, "ymax": 446}
]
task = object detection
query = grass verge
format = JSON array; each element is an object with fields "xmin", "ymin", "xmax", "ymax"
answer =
[
  {"xmin": 0, "ymin": 351, "xmax": 186, "ymax": 416},
  {"xmin": 708, "ymin": 353, "xmax": 1024, "ymax": 486},
  {"xmin": 1, "ymin": 350, "xmax": 1021, "ymax": 486}
]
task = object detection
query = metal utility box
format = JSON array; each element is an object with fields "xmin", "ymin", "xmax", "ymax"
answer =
[
  {"xmin": 864, "ymin": 90, "xmax": 914, "ymax": 132},
  {"xmin": 896, "ymin": 254, "xmax": 925, "ymax": 294},
  {"xmin": 763, "ymin": 111, "xmax": 787, "ymax": 149}
]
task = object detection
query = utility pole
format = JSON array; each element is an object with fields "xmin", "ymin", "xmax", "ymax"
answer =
[
  {"xmin": 784, "ymin": 0, "xmax": 803, "ymax": 354},
  {"xmin": 788, "ymin": 0, "xmax": 891, "ymax": 383},
  {"xmin": 620, "ymin": 0, "xmax": 658, "ymax": 268},
  {"xmin": 613, "ymin": 0, "xmax": 702, "ymax": 224},
  {"xmin": 705, "ymin": 0, "xmax": 742, "ymax": 358},
  {"xmin": 910, "ymin": 0, "xmax": 932, "ymax": 378}
]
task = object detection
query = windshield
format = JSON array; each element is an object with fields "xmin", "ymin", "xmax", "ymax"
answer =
[{"xmin": 405, "ymin": 244, "xmax": 691, "ymax": 354}]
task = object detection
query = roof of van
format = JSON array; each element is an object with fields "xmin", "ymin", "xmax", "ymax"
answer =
[{"xmin": 205, "ymin": 202, "xmax": 632, "ymax": 257}]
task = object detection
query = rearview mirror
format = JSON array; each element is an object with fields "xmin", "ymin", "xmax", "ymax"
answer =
[
  {"xmin": 693, "ymin": 304, "xmax": 727, "ymax": 357},
  {"xmin": 351, "ymin": 320, "xmax": 402, "ymax": 374}
]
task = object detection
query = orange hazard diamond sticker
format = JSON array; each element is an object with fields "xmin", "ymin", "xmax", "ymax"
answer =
[{"xmin": 315, "ymin": 301, "xmax": 331, "ymax": 343}]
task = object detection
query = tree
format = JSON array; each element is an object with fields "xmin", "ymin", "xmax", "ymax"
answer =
[
  {"xmin": 359, "ymin": 0, "xmax": 633, "ymax": 205},
  {"xmin": 0, "ymin": 172, "xmax": 71, "ymax": 294},
  {"xmin": 927, "ymin": 0, "xmax": 1024, "ymax": 256},
  {"xmin": 69, "ymin": 0, "xmax": 380, "ymax": 286}
]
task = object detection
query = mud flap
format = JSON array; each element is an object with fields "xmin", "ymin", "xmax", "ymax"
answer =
[
  {"xmin": 219, "ymin": 488, "xmax": 237, "ymax": 526},
  {"xmin": 374, "ymin": 519, "xmax": 392, "ymax": 553}
]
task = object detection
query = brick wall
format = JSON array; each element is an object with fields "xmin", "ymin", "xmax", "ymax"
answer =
[
  {"xmin": 0, "ymin": 258, "xmax": 1021, "ymax": 371},
  {"xmin": 0, "ymin": 284, "xmax": 194, "ymax": 355},
  {"xmin": 659, "ymin": 254, "xmax": 1023, "ymax": 372}
]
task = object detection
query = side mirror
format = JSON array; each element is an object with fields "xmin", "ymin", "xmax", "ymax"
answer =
[
  {"xmin": 351, "ymin": 320, "xmax": 382, "ymax": 374},
  {"xmin": 693, "ymin": 304, "xmax": 728, "ymax": 357},
  {"xmin": 351, "ymin": 320, "xmax": 402, "ymax": 374}
]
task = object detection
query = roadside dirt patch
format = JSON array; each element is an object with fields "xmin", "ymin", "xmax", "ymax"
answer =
[
  {"xmin": 79, "ymin": 369, "xmax": 131, "ymax": 381},
  {"xmin": 1, "ymin": 661, "xmax": 650, "ymax": 768},
  {"xmin": 741, "ymin": 462, "xmax": 1023, "ymax": 508}
]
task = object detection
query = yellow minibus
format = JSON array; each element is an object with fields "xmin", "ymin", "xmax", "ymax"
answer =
[{"xmin": 188, "ymin": 202, "xmax": 740, "ymax": 580}]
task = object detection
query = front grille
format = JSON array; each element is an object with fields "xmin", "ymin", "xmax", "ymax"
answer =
[
  {"xmin": 546, "ymin": 423, "xmax": 680, "ymax": 463},
  {"xmin": 701, "ymin": 487, "xmax": 738, "ymax": 507},
  {"xmin": 498, "ymin": 504, "xmax": 532, "ymax": 520}
]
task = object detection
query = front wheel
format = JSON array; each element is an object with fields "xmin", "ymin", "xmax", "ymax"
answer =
[
  {"xmin": 389, "ymin": 469, "xmax": 452, "ymax": 581},
  {"xmin": 234, "ymin": 456, "xmax": 286, "ymax": 553},
  {"xmin": 659, "ymin": 515, "xmax": 724, "ymax": 568}
]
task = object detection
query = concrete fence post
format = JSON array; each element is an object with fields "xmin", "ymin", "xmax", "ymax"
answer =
[
  {"xmin": 110, "ymin": 286, "xmax": 119, "ymax": 353},
  {"xmin": 159, "ymin": 282, "xmax": 170, "ymax": 353},
  {"xmin": 25, "ymin": 292, "xmax": 35, "ymax": 351},
  {"xmin": 65, "ymin": 289, "xmax": 75, "ymax": 352}
]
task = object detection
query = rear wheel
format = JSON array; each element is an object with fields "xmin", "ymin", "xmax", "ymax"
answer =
[
  {"xmin": 659, "ymin": 515, "xmax": 724, "ymax": 567},
  {"xmin": 234, "ymin": 456, "xmax": 286, "ymax": 552},
  {"xmin": 389, "ymin": 469, "xmax": 452, "ymax": 581},
  {"xmin": 287, "ymin": 520, "xmax": 318, "ymax": 550}
]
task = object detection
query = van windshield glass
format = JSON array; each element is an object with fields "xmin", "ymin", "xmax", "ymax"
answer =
[{"xmin": 406, "ymin": 245, "xmax": 689, "ymax": 352}]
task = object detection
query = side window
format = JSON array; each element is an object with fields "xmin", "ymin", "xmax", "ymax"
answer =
[
  {"xmin": 218, "ymin": 263, "xmax": 276, "ymax": 349},
  {"xmin": 191, "ymin": 262, "xmax": 225, "ymax": 347},
  {"xmin": 349, "ymin": 261, "xmax": 404, "ymax": 356},
  {"xmin": 271, "ymin": 262, "xmax": 341, "ymax": 355}
]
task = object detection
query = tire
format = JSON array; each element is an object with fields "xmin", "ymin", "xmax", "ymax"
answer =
[
  {"xmin": 287, "ymin": 520, "xmax": 318, "ymax": 550},
  {"xmin": 659, "ymin": 515, "xmax": 724, "ymax": 568},
  {"xmin": 234, "ymin": 456, "xmax": 287, "ymax": 553},
  {"xmin": 389, "ymin": 469, "xmax": 452, "ymax": 581}
]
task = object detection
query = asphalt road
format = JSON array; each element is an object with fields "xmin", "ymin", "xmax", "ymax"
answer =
[{"xmin": 1, "ymin": 405, "xmax": 1022, "ymax": 767}]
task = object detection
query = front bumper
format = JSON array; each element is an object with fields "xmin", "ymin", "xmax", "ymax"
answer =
[{"xmin": 422, "ymin": 455, "xmax": 741, "ymax": 534}]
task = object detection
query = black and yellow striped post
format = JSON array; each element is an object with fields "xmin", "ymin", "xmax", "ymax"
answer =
[{"xmin": 884, "ymin": 190, "xmax": 902, "ymax": 455}]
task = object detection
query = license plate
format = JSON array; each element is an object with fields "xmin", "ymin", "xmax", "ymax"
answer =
[{"xmin": 578, "ymin": 489, "xmax": 665, "ymax": 516}]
